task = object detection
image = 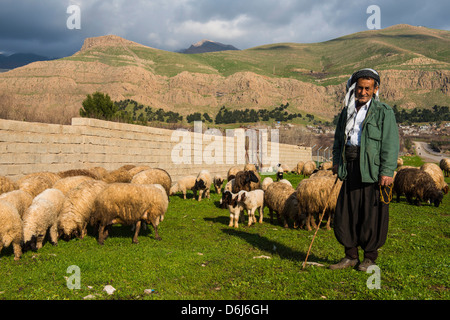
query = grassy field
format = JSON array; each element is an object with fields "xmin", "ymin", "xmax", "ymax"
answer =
[{"xmin": 0, "ymin": 171, "xmax": 448, "ymax": 301}]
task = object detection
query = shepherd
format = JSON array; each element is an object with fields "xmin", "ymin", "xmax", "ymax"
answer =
[{"xmin": 330, "ymin": 68, "xmax": 399, "ymax": 271}]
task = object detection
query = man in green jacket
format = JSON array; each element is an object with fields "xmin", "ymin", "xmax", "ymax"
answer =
[{"xmin": 330, "ymin": 68, "xmax": 399, "ymax": 271}]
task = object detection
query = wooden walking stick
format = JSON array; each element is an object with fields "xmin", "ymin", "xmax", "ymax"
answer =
[{"xmin": 302, "ymin": 176, "xmax": 339, "ymax": 270}]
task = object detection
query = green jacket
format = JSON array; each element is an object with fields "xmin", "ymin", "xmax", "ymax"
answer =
[{"xmin": 332, "ymin": 98, "xmax": 399, "ymax": 183}]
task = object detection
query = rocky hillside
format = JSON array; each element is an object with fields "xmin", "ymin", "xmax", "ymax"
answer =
[{"xmin": 0, "ymin": 25, "xmax": 449, "ymax": 124}]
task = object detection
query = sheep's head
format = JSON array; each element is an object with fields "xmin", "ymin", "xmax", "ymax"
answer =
[
  {"xmin": 230, "ymin": 195, "xmax": 240, "ymax": 208},
  {"xmin": 432, "ymin": 191, "xmax": 444, "ymax": 207},
  {"xmin": 194, "ymin": 179, "xmax": 206, "ymax": 190},
  {"xmin": 239, "ymin": 192, "xmax": 247, "ymax": 202},
  {"xmin": 246, "ymin": 170, "xmax": 259, "ymax": 183},
  {"xmin": 22, "ymin": 235, "xmax": 38, "ymax": 252},
  {"xmin": 220, "ymin": 191, "xmax": 232, "ymax": 208}
]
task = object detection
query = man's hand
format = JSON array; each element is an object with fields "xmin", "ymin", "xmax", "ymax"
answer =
[{"xmin": 379, "ymin": 175, "xmax": 394, "ymax": 187}]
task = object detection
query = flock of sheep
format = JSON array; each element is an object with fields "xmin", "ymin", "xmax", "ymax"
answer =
[{"xmin": 0, "ymin": 157, "xmax": 449, "ymax": 261}]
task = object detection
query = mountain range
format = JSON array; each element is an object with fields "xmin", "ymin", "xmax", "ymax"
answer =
[
  {"xmin": 178, "ymin": 39, "xmax": 240, "ymax": 54},
  {"xmin": 0, "ymin": 24, "xmax": 449, "ymax": 124},
  {"xmin": 0, "ymin": 53, "xmax": 54, "ymax": 70}
]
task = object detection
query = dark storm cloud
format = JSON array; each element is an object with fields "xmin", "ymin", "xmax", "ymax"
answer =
[{"xmin": 0, "ymin": 0, "xmax": 448, "ymax": 58}]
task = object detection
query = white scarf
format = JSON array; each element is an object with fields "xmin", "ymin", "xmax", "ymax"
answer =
[{"xmin": 344, "ymin": 71, "xmax": 380, "ymax": 138}]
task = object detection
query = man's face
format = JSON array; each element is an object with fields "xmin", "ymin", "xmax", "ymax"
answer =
[{"xmin": 355, "ymin": 78, "xmax": 379, "ymax": 106}]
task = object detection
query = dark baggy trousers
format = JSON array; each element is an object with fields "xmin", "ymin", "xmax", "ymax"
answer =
[{"xmin": 334, "ymin": 154, "xmax": 390, "ymax": 262}]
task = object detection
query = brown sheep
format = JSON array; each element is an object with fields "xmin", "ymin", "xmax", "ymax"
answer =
[
  {"xmin": 302, "ymin": 161, "xmax": 317, "ymax": 177},
  {"xmin": 93, "ymin": 183, "xmax": 169, "ymax": 244},
  {"xmin": 393, "ymin": 168, "xmax": 443, "ymax": 207},
  {"xmin": 264, "ymin": 182, "xmax": 303, "ymax": 228},
  {"xmin": 0, "ymin": 176, "xmax": 17, "ymax": 196},
  {"xmin": 420, "ymin": 163, "xmax": 449, "ymax": 195},
  {"xmin": 296, "ymin": 175, "xmax": 342, "ymax": 231},
  {"xmin": 232, "ymin": 170, "xmax": 260, "ymax": 193},
  {"xmin": 439, "ymin": 158, "xmax": 450, "ymax": 177},
  {"xmin": 131, "ymin": 168, "xmax": 172, "ymax": 197}
]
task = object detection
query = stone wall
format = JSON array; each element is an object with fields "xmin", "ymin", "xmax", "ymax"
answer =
[{"xmin": 0, "ymin": 117, "xmax": 312, "ymax": 182}]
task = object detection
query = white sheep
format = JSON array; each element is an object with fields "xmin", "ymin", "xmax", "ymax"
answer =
[
  {"xmin": 0, "ymin": 200, "xmax": 23, "ymax": 260},
  {"xmin": 22, "ymin": 188, "xmax": 66, "ymax": 251},
  {"xmin": 93, "ymin": 183, "xmax": 169, "ymax": 244},
  {"xmin": 58, "ymin": 179, "xmax": 108, "ymax": 240},
  {"xmin": 213, "ymin": 175, "xmax": 224, "ymax": 195},
  {"xmin": 261, "ymin": 177, "xmax": 274, "ymax": 191},
  {"xmin": 0, "ymin": 190, "xmax": 33, "ymax": 218},
  {"xmin": 237, "ymin": 189, "xmax": 265, "ymax": 226},
  {"xmin": 169, "ymin": 175, "xmax": 197, "ymax": 199}
]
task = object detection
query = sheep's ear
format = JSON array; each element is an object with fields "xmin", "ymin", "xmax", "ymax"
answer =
[{"xmin": 231, "ymin": 196, "xmax": 238, "ymax": 208}]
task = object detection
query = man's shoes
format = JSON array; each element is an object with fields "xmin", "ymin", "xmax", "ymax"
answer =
[
  {"xmin": 357, "ymin": 258, "xmax": 376, "ymax": 272},
  {"xmin": 329, "ymin": 257, "xmax": 359, "ymax": 270}
]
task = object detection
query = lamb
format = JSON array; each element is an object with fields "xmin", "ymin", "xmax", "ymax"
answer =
[
  {"xmin": 22, "ymin": 188, "xmax": 66, "ymax": 251},
  {"xmin": 213, "ymin": 175, "xmax": 224, "ymax": 195},
  {"xmin": 420, "ymin": 162, "xmax": 449, "ymax": 194},
  {"xmin": 220, "ymin": 179, "xmax": 235, "ymax": 208},
  {"xmin": 440, "ymin": 158, "xmax": 450, "ymax": 177},
  {"xmin": 0, "ymin": 190, "xmax": 33, "ymax": 218},
  {"xmin": 264, "ymin": 182, "xmax": 302, "ymax": 228},
  {"xmin": 0, "ymin": 176, "xmax": 17, "ymax": 195},
  {"xmin": 169, "ymin": 175, "xmax": 197, "ymax": 199},
  {"xmin": 58, "ymin": 179, "xmax": 108, "ymax": 240},
  {"xmin": 302, "ymin": 161, "xmax": 317, "ymax": 177},
  {"xmin": 193, "ymin": 170, "xmax": 212, "ymax": 201},
  {"xmin": 131, "ymin": 168, "xmax": 172, "ymax": 197},
  {"xmin": 393, "ymin": 167, "xmax": 444, "ymax": 207},
  {"xmin": 221, "ymin": 190, "xmax": 245, "ymax": 228},
  {"xmin": 296, "ymin": 175, "xmax": 342, "ymax": 231},
  {"xmin": 0, "ymin": 201, "xmax": 23, "ymax": 260},
  {"xmin": 93, "ymin": 183, "xmax": 169, "ymax": 244},
  {"xmin": 237, "ymin": 189, "xmax": 265, "ymax": 226},
  {"xmin": 232, "ymin": 170, "xmax": 260, "ymax": 193}
]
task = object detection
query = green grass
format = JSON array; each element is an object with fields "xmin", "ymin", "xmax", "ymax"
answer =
[{"xmin": 0, "ymin": 173, "xmax": 448, "ymax": 300}]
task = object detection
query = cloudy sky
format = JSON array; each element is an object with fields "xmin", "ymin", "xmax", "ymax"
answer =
[{"xmin": 1, "ymin": 0, "xmax": 449, "ymax": 57}]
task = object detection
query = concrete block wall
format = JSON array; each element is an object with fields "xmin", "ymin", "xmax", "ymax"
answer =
[{"xmin": 0, "ymin": 117, "xmax": 312, "ymax": 183}]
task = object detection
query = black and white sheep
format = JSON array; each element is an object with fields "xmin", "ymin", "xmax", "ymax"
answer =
[{"xmin": 193, "ymin": 170, "xmax": 212, "ymax": 201}]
